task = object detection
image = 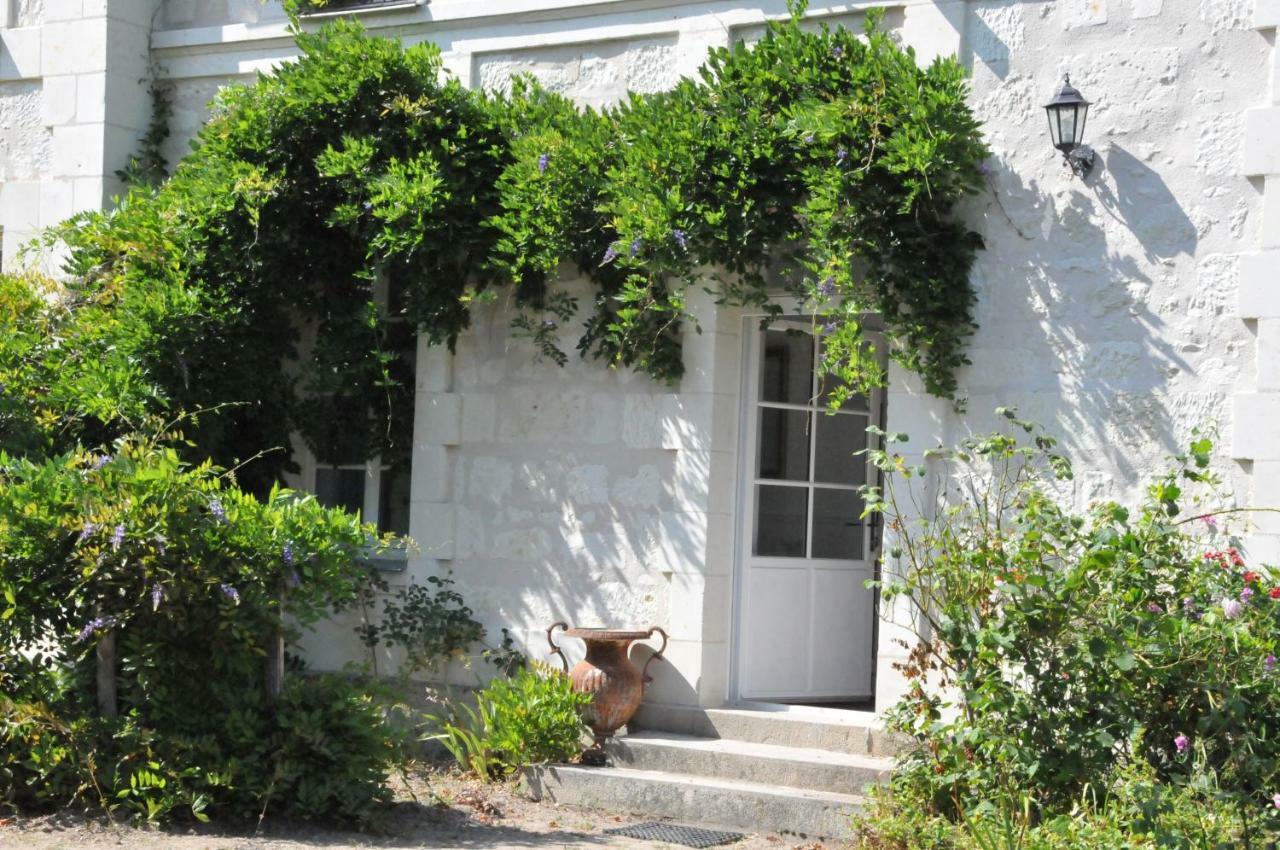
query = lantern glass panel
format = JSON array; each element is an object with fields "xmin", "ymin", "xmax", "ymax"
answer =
[{"xmin": 1058, "ymin": 105, "xmax": 1078, "ymax": 149}]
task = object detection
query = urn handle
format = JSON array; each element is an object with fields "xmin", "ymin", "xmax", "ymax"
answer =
[
  {"xmin": 546, "ymin": 621, "xmax": 570, "ymax": 672},
  {"xmin": 639, "ymin": 626, "xmax": 669, "ymax": 685}
]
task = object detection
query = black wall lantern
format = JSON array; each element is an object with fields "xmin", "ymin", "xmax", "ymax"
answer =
[{"xmin": 1044, "ymin": 75, "xmax": 1095, "ymax": 177}]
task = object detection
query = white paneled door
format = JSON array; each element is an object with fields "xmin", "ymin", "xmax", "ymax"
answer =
[{"xmin": 735, "ymin": 318, "xmax": 880, "ymax": 702}]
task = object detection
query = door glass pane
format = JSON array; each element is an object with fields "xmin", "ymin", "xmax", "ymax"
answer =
[
  {"xmin": 755, "ymin": 485, "xmax": 808, "ymax": 557},
  {"xmin": 758, "ymin": 408, "xmax": 811, "ymax": 481},
  {"xmin": 811, "ymin": 488, "xmax": 863, "ymax": 559},
  {"xmin": 315, "ymin": 467, "xmax": 366, "ymax": 517},
  {"xmin": 761, "ymin": 329, "xmax": 814, "ymax": 405},
  {"xmin": 814, "ymin": 412, "xmax": 868, "ymax": 486}
]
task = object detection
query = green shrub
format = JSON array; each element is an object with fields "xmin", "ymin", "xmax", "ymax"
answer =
[
  {"xmin": 856, "ymin": 762, "xmax": 1246, "ymax": 849},
  {"xmin": 0, "ymin": 433, "xmax": 419, "ymax": 824},
  {"xmin": 862, "ymin": 410, "xmax": 1280, "ymax": 842},
  {"xmin": 427, "ymin": 663, "xmax": 590, "ymax": 778}
]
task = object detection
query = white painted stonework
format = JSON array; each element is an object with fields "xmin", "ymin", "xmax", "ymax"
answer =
[{"xmin": 1, "ymin": 0, "xmax": 1274, "ymax": 712}]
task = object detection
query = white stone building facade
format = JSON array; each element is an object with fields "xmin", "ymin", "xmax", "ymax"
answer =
[{"xmin": 2, "ymin": 0, "xmax": 1278, "ymax": 714}]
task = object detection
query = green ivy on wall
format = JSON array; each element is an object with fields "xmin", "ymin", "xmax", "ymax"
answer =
[{"xmin": 44, "ymin": 3, "xmax": 987, "ymax": 488}]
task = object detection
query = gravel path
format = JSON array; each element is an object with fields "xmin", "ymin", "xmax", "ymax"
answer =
[{"xmin": 2, "ymin": 770, "xmax": 834, "ymax": 850}]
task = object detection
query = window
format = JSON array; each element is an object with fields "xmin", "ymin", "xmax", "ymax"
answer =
[
  {"xmin": 314, "ymin": 459, "xmax": 411, "ymax": 537},
  {"xmin": 308, "ymin": 274, "xmax": 415, "ymax": 541},
  {"xmin": 752, "ymin": 321, "xmax": 872, "ymax": 560},
  {"xmin": 296, "ymin": 0, "xmax": 424, "ymax": 16}
]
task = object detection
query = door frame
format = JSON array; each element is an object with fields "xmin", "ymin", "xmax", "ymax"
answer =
[{"xmin": 726, "ymin": 313, "xmax": 887, "ymax": 707}]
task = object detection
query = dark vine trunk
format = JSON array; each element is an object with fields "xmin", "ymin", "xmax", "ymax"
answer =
[
  {"xmin": 96, "ymin": 629, "xmax": 117, "ymax": 718},
  {"xmin": 264, "ymin": 585, "xmax": 285, "ymax": 705}
]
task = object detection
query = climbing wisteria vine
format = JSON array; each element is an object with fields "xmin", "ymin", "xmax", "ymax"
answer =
[{"xmin": 49, "ymin": 3, "xmax": 987, "ymax": 486}]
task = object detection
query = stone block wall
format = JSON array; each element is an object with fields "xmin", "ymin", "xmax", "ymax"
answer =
[
  {"xmin": 0, "ymin": 0, "xmax": 163, "ymax": 270},
  {"xmin": 1234, "ymin": 4, "xmax": 1280, "ymax": 563}
]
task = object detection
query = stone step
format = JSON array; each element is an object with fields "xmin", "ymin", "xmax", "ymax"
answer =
[
  {"xmin": 522, "ymin": 764, "xmax": 865, "ymax": 839},
  {"xmin": 630, "ymin": 703, "xmax": 909, "ymax": 757},
  {"xmin": 608, "ymin": 731, "xmax": 892, "ymax": 796}
]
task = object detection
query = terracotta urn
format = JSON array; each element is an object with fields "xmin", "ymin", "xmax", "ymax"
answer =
[{"xmin": 547, "ymin": 622, "xmax": 667, "ymax": 763}]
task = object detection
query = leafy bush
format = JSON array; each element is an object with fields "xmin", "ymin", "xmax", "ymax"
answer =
[
  {"xmin": 1, "ymin": 667, "xmax": 407, "ymax": 823},
  {"xmin": 859, "ymin": 411, "xmax": 1280, "ymax": 844},
  {"xmin": 427, "ymin": 664, "xmax": 590, "ymax": 778},
  {"xmin": 0, "ymin": 432, "xmax": 416, "ymax": 823},
  {"xmin": 855, "ymin": 762, "xmax": 1246, "ymax": 849},
  {"xmin": 358, "ymin": 577, "xmax": 486, "ymax": 677}
]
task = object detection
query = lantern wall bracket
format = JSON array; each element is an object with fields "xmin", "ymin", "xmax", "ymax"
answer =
[{"xmin": 1064, "ymin": 145, "xmax": 1095, "ymax": 178}]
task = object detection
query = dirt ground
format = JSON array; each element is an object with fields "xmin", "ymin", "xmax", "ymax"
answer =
[{"xmin": 1, "ymin": 769, "xmax": 838, "ymax": 850}]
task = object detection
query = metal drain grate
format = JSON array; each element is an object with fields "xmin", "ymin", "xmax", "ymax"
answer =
[{"xmin": 604, "ymin": 821, "xmax": 745, "ymax": 848}]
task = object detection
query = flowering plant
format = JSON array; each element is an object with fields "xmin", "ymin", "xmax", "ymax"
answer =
[
  {"xmin": 866, "ymin": 410, "xmax": 1280, "ymax": 836},
  {"xmin": 0, "ymin": 431, "xmax": 404, "ymax": 822}
]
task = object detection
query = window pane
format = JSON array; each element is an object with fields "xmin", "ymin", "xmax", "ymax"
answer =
[
  {"xmin": 754, "ymin": 485, "xmax": 808, "ymax": 557},
  {"xmin": 758, "ymin": 408, "xmax": 810, "ymax": 481},
  {"xmin": 816, "ymin": 373, "xmax": 870, "ymax": 411},
  {"xmin": 761, "ymin": 329, "xmax": 813, "ymax": 405},
  {"xmin": 315, "ymin": 467, "xmax": 365, "ymax": 518},
  {"xmin": 814, "ymin": 412, "xmax": 868, "ymax": 486},
  {"xmin": 812, "ymin": 488, "xmax": 863, "ymax": 560},
  {"xmin": 379, "ymin": 465, "xmax": 412, "ymax": 537}
]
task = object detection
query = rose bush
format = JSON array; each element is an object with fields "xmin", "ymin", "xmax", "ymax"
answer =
[{"xmin": 859, "ymin": 411, "xmax": 1280, "ymax": 846}]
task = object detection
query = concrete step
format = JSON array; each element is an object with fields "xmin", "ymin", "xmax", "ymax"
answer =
[
  {"xmin": 522, "ymin": 764, "xmax": 865, "ymax": 839},
  {"xmin": 630, "ymin": 703, "xmax": 909, "ymax": 757},
  {"xmin": 608, "ymin": 731, "xmax": 891, "ymax": 796}
]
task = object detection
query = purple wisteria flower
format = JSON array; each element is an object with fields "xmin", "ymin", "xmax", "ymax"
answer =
[
  {"xmin": 110, "ymin": 524, "xmax": 125, "ymax": 551},
  {"xmin": 831, "ymin": 45, "xmax": 843, "ymax": 59},
  {"xmin": 628, "ymin": 236, "xmax": 644, "ymax": 258},
  {"xmin": 601, "ymin": 245, "xmax": 620, "ymax": 265},
  {"xmin": 537, "ymin": 152, "xmax": 550, "ymax": 173},
  {"xmin": 209, "ymin": 498, "xmax": 227, "ymax": 523},
  {"xmin": 287, "ymin": 570, "xmax": 302, "ymax": 589},
  {"xmin": 818, "ymin": 277, "xmax": 836, "ymax": 297},
  {"xmin": 79, "ymin": 523, "xmax": 97, "ymax": 543},
  {"xmin": 1223, "ymin": 598, "xmax": 1245, "ymax": 619},
  {"xmin": 92, "ymin": 454, "xmax": 113, "ymax": 471},
  {"xmin": 151, "ymin": 583, "xmax": 165, "ymax": 611},
  {"xmin": 836, "ymin": 145, "xmax": 848, "ymax": 164},
  {"xmin": 283, "ymin": 542, "xmax": 294, "ymax": 567},
  {"xmin": 672, "ymin": 229, "xmax": 689, "ymax": 250},
  {"xmin": 821, "ymin": 320, "xmax": 838, "ymax": 336},
  {"xmin": 1174, "ymin": 733, "xmax": 1189, "ymax": 754},
  {"xmin": 75, "ymin": 616, "xmax": 117, "ymax": 643},
  {"xmin": 1266, "ymin": 655, "xmax": 1277, "ymax": 673},
  {"xmin": 804, "ymin": 133, "xmax": 816, "ymax": 144},
  {"xmin": 220, "ymin": 583, "xmax": 240, "ymax": 605}
]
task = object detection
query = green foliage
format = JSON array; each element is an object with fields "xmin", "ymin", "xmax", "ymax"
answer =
[
  {"xmin": 357, "ymin": 576, "xmax": 487, "ymax": 676},
  {"xmin": 31, "ymin": 11, "xmax": 985, "ymax": 487},
  {"xmin": 1, "ymin": 667, "xmax": 407, "ymax": 824},
  {"xmin": 0, "ymin": 432, "xmax": 415, "ymax": 823},
  {"xmin": 855, "ymin": 763, "xmax": 1246, "ymax": 849},
  {"xmin": 860, "ymin": 411, "xmax": 1280, "ymax": 845},
  {"xmin": 426, "ymin": 663, "xmax": 590, "ymax": 778}
]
